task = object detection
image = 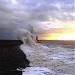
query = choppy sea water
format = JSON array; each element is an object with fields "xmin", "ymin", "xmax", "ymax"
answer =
[{"xmin": 20, "ymin": 40, "xmax": 75, "ymax": 75}]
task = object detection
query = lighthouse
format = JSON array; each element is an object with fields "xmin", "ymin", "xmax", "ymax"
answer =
[{"xmin": 36, "ymin": 36, "xmax": 41, "ymax": 43}]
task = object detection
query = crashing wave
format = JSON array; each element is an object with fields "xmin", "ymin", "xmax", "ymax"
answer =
[{"xmin": 16, "ymin": 24, "xmax": 50, "ymax": 56}]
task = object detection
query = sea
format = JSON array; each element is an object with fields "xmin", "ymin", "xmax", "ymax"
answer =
[{"xmin": 20, "ymin": 40, "xmax": 75, "ymax": 75}]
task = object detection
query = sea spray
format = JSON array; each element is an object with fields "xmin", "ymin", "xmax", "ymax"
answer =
[
  {"xmin": 16, "ymin": 24, "xmax": 50, "ymax": 51},
  {"xmin": 17, "ymin": 29, "xmax": 35, "ymax": 46}
]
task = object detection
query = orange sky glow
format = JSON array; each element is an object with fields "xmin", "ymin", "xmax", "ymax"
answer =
[{"xmin": 39, "ymin": 20, "xmax": 75, "ymax": 40}]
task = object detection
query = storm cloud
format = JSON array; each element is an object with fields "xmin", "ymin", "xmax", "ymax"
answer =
[{"xmin": 0, "ymin": 0, "xmax": 74, "ymax": 39}]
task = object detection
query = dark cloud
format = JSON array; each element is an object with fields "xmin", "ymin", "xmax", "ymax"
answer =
[
  {"xmin": 0, "ymin": 0, "xmax": 74, "ymax": 39},
  {"xmin": 0, "ymin": 0, "xmax": 74, "ymax": 21}
]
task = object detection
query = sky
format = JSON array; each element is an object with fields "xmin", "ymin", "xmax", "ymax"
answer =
[{"xmin": 0, "ymin": 0, "xmax": 75, "ymax": 40}]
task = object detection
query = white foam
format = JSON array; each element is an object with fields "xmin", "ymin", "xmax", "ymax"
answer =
[{"xmin": 22, "ymin": 67, "xmax": 55, "ymax": 75}]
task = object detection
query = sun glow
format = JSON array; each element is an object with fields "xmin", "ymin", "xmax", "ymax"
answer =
[
  {"xmin": 57, "ymin": 28, "xmax": 75, "ymax": 40},
  {"xmin": 40, "ymin": 33, "xmax": 75, "ymax": 40},
  {"xmin": 58, "ymin": 33, "xmax": 75, "ymax": 40},
  {"xmin": 39, "ymin": 28, "xmax": 75, "ymax": 40}
]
